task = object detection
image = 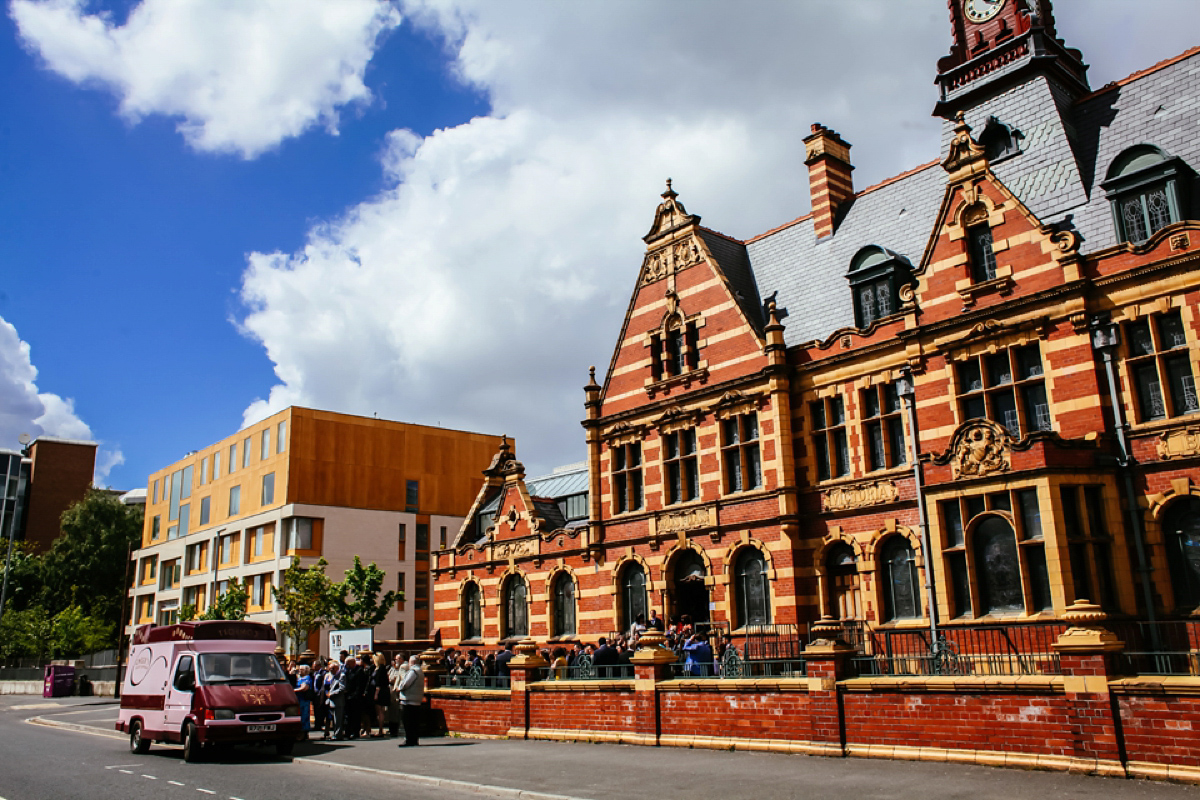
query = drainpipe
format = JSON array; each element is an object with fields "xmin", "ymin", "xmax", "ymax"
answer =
[
  {"xmin": 897, "ymin": 370, "xmax": 942, "ymax": 651},
  {"xmin": 1090, "ymin": 319, "xmax": 1157, "ymax": 629}
]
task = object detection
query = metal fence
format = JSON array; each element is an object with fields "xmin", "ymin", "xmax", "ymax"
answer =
[
  {"xmin": 852, "ymin": 622, "xmax": 1066, "ymax": 677},
  {"xmin": 1109, "ymin": 619, "xmax": 1200, "ymax": 676}
]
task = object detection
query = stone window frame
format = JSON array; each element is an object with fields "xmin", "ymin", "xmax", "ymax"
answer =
[
  {"xmin": 845, "ymin": 246, "xmax": 912, "ymax": 330},
  {"xmin": 1122, "ymin": 307, "xmax": 1199, "ymax": 423}
]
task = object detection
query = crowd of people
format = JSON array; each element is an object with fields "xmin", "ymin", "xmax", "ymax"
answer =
[{"xmin": 280, "ymin": 651, "xmax": 424, "ymax": 747}]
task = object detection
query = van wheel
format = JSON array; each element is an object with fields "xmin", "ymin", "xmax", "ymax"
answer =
[
  {"xmin": 275, "ymin": 738, "xmax": 294, "ymax": 757},
  {"xmin": 130, "ymin": 720, "xmax": 150, "ymax": 754},
  {"xmin": 182, "ymin": 722, "xmax": 202, "ymax": 763}
]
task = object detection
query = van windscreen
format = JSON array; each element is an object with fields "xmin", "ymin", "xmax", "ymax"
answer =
[{"xmin": 198, "ymin": 653, "xmax": 286, "ymax": 685}]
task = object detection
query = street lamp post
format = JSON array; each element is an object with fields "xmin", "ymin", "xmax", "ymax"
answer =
[
  {"xmin": 1090, "ymin": 318, "xmax": 1158, "ymax": 629},
  {"xmin": 896, "ymin": 370, "xmax": 946, "ymax": 668}
]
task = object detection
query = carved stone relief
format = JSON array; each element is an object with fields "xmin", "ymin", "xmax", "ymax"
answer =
[
  {"xmin": 492, "ymin": 538, "xmax": 538, "ymax": 560},
  {"xmin": 821, "ymin": 480, "xmax": 900, "ymax": 513},
  {"xmin": 1158, "ymin": 427, "xmax": 1200, "ymax": 460},
  {"xmin": 641, "ymin": 236, "xmax": 703, "ymax": 285},
  {"xmin": 652, "ymin": 505, "xmax": 716, "ymax": 537},
  {"xmin": 948, "ymin": 419, "xmax": 1012, "ymax": 479}
]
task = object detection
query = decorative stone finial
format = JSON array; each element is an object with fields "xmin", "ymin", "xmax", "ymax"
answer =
[{"xmin": 663, "ymin": 178, "xmax": 676, "ymax": 199}]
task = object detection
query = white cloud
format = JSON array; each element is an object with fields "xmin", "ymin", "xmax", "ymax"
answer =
[
  {"xmin": 235, "ymin": 0, "xmax": 1198, "ymax": 474},
  {"xmin": 10, "ymin": 0, "xmax": 401, "ymax": 157},
  {"xmin": 0, "ymin": 316, "xmax": 123, "ymax": 485}
]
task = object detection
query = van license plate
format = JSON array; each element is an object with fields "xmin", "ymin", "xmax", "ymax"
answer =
[{"xmin": 246, "ymin": 724, "xmax": 276, "ymax": 733}]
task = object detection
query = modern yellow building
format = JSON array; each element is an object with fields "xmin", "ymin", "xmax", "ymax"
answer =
[{"xmin": 128, "ymin": 407, "xmax": 503, "ymax": 652}]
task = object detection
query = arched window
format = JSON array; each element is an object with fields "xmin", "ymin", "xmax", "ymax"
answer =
[
  {"xmin": 502, "ymin": 574, "xmax": 528, "ymax": 638},
  {"xmin": 461, "ymin": 582, "xmax": 481, "ymax": 641},
  {"xmin": 880, "ymin": 537, "xmax": 920, "ymax": 621},
  {"xmin": 826, "ymin": 543, "xmax": 860, "ymax": 620},
  {"xmin": 734, "ymin": 548, "xmax": 770, "ymax": 627},
  {"xmin": 551, "ymin": 572, "xmax": 576, "ymax": 637},
  {"xmin": 1102, "ymin": 145, "xmax": 1188, "ymax": 243},
  {"xmin": 973, "ymin": 516, "xmax": 1023, "ymax": 614},
  {"xmin": 1163, "ymin": 497, "xmax": 1200, "ymax": 611},
  {"xmin": 620, "ymin": 563, "xmax": 647, "ymax": 632},
  {"xmin": 846, "ymin": 246, "xmax": 911, "ymax": 329}
]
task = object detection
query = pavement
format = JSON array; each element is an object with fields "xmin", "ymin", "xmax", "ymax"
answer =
[{"xmin": 14, "ymin": 696, "xmax": 1199, "ymax": 800}]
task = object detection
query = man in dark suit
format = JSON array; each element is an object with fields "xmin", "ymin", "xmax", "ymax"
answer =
[
  {"xmin": 593, "ymin": 637, "xmax": 618, "ymax": 678},
  {"xmin": 343, "ymin": 654, "xmax": 368, "ymax": 739},
  {"xmin": 495, "ymin": 643, "xmax": 515, "ymax": 685}
]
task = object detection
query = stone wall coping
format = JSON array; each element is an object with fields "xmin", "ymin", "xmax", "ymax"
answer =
[
  {"xmin": 425, "ymin": 687, "xmax": 510, "ymax": 700},
  {"xmin": 657, "ymin": 678, "xmax": 811, "ymax": 693},
  {"xmin": 528, "ymin": 680, "xmax": 636, "ymax": 692},
  {"xmin": 839, "ymin": 675, "xmax": 1064, "ymax": 693},
  {"xmin": 1108, "ymin": 676, "xmax": 1200, "ymax": 696}
]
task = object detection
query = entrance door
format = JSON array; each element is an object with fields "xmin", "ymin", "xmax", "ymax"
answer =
[{"xmin": 673, "ymin": 551, "xmax": 709, "ymax": 624}]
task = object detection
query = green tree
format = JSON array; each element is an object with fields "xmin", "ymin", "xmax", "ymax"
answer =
[
  {"xmin": 199, "ymin": 579, "xmax": 249, "ymax": 621},
  {"xmin": 330, "ymin": 556, "xmax": 400, "ymax": 630},
  {"xmin": 0, "ymin": 606, "xmax": 52, "ymax": 660},
  {"xmin": 50, "ymin": 605, "xmax": 114, "ymax": 658},
  {"xmin": 0, "ymin": 543, "xmax": 44, "ymax": 614},
  {"xmin": 40, "ymin": 490, "xmax": 142, "ymax": 639},
  {"xmin": 178, "ymin": 604, "xmax": 198, "ymax": 622},
  {"xmin": 273, "ymin": 557, "xmax": 336, "ymax": 657}
]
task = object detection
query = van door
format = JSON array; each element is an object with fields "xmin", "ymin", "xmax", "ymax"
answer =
[{"xmin": 164, "ymin": 654, "xmax": 195, "ymax": 738}]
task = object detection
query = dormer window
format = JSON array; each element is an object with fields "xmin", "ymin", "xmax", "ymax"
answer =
[
  {"xmin": 846, "ymin": 246, "xmax": 911, "ymax": 329},
  {"xmin": 978, "ymin": 116, "xmax": 1021, "ymax": 162},
  {"xmin": 1103, "ymin": 145, "xmax": 1190, "ymax": 244}
]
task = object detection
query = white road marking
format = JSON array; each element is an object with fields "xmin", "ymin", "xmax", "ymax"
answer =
[
  {"xmin": 142, "ymin": 774, "xmax": 157, "ymax": 779},
  {"xmin": 119, "ymin": 769, "xmax": 133, "ymax": 774},
  {"xmin": 170, "ymin": 781, "xmax": 186, "ymax": 786},
  {"xmin": 10, "ymin": 703, "xmax": 59, "ymax": 710},
  {"xmin": 197, "ymin": 790, "xmax": 216, "ymax": 795},
  {"xmin": 106, "ymin": 764, "xmax": 139, "ymax": 769}
]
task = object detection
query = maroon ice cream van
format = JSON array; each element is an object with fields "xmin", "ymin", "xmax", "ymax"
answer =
[{"xmin": 116, "ymin": 621, "xmax": 302, "ymax": 761}]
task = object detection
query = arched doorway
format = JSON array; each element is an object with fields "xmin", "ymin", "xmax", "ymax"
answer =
[
  {"xmin": 1163, "ymin": 496, "xmax": 1200, "ymax": 611},
  {"xmin": 672, "ymin": 549, "xmax": 709, "ymax": 625}
]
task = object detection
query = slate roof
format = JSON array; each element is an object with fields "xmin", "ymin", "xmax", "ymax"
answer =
[
  {"xmin": 734, "ymin": 46, "xmax": 1200, "ymax": 347},
  {"xmin": 473, "ymin": 463, "xmax": 588, "ymax": 533},
  {"xmin": 699, "ymin": 228, "xmax": 763, "ymax": 331}
]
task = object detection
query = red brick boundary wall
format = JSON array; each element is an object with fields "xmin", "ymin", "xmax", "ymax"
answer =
[{"xmin": 425, "ymin": 625, "xmax": 1200, "ymax": 784}]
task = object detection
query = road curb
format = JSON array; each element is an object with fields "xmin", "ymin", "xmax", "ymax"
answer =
[
  {"xmin": 30, "ymin": 715, "xmax": 590, "ymax": 800},
  {"xmin": 295, "ymin": 756, "xmax": 589, "ymax": 800}
]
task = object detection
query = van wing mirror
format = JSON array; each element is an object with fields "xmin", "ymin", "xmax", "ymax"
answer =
[{"xmin": 176, "ymin": 672, "xmax": 195, "ymax": 692}]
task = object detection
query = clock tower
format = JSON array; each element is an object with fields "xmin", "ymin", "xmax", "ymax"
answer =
[{"xmin": 934, "ymin": 0, "xmax": 1088, "ymax": 118}]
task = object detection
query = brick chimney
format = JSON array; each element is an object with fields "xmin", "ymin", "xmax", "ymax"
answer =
[{"xmin": 803, "ymin": 123, "xmax": 854, "ymax": 239}]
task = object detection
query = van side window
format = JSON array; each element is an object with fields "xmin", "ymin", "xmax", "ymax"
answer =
[{"xmin": 173, "ymin": 655, "xmax": 195, "ymax": 691}]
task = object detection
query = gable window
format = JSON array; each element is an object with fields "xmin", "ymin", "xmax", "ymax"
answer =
[
  {"xmin": 979, "ymin": 116, "xmax": 1022, "ymax": 162},
  {"xmin": 551, "ymin": 572, "xmax": 576, "ymax": 637},
  {"xmin": 733, "ymin": 548, "xmax": 770, "ymax": 627},
  {"xmin": 722, "ymin": 414, "xmax": 761, "ymax": 493},
  {"xmin": 1125, "ymin": 310, "xmax": 1198, "ymax": 421},
  {"xmin": 956, "ymin": 342, "xmax": 1050, "ymax": 436},
  {"xmin": 1103, "ymin": 145, "xmax": 1188, "ymax": 244},
  {"xmin": 811, "ymin": 397, "xmax": 849, "ymax": 481},
  {"xmin": 847, "ymin": 246, "xmax": 911, "ymax": 329},
  {"xmin": 880, "ymin": 537, "xmax": 920, "ymax": 622},
  {"xmin": 664, "ymin": 429, "xmax": 699, "ymax": 504},
  {"xmin": 502, "ymin": 574, "xmax": 528, "ymax": 638},
  {"xmin": 650, "ymin": 318, "xmax": 700, "ymax": 381},
  {"xmin": 967, "ymin": 224, "xmax": 997, "ymax": 282},
  {"xmin": 619, "ymin": 562, "xmax": 647, "ymax": 633},
  {"xmin": 862, "ymin": 382, "xmax": 906, "ymax": 471},
  {"xmin": 611, "ymin": 442, "xmax": 643, "ymax": 513},
  {"xmin": 461, "ymin": 582, "xmax": 481, "ymax": 640}
]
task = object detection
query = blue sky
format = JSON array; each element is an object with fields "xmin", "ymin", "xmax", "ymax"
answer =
[{"xmin": 2, "ymin": 0, "xmax": 1197, "ymax": 491}]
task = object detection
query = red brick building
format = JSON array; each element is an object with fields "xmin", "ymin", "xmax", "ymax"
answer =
[
  {"xmin": 3, "ymin": 437, "xmax": 97, "ymax": 553},
  {"xmin": 433, "ymin": 0, "xmax": 1200, "ymax": 650}
]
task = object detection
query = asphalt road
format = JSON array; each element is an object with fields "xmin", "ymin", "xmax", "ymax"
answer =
[{"xmin": 1, "ymin": 696, "xmax": 1196, "ymax": 800}]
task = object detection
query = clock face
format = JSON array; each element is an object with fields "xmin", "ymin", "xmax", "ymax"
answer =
[{"xmin": 964, "ymin": 0, "xmax": 1006, "ymax": 23}]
